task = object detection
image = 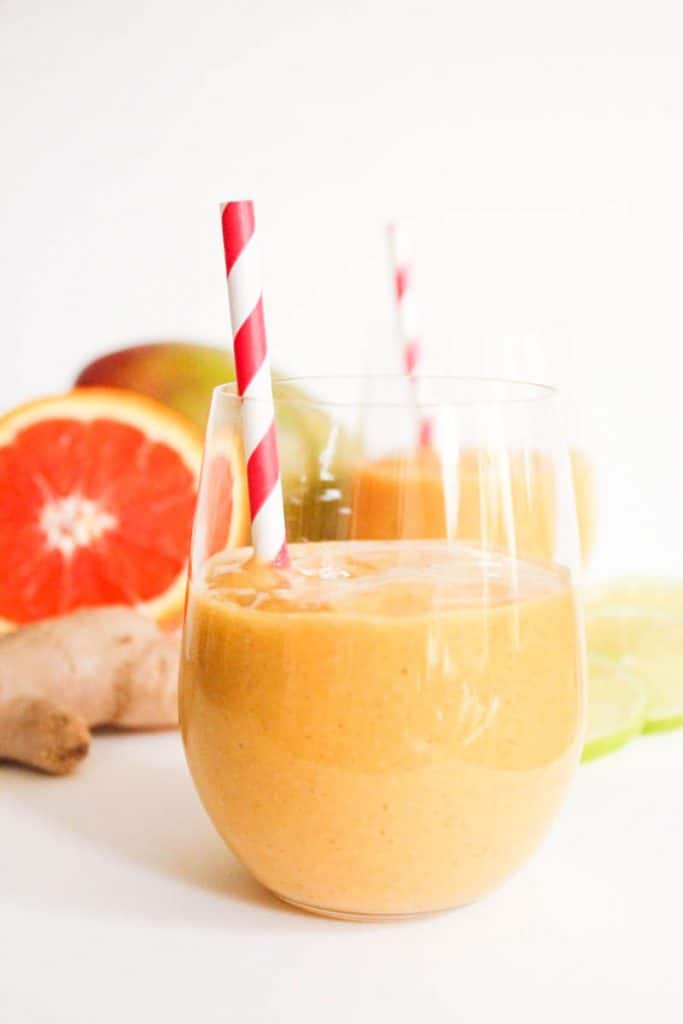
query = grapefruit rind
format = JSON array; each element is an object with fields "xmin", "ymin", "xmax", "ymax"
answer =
[{"xmin": 0, "ymin": 389, "xmax": 204, "ymax": 478}]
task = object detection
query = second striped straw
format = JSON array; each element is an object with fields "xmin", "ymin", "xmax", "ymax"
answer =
[
  {"xmin": 220, "ymin": 200, "xmax": 289, "ymax": 567},
  {"xmin": 387, "ymin": 222, "xmax": 433, "ymax": 448}
]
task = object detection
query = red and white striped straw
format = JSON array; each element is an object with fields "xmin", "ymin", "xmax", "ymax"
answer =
[
  {"xmin": 220, "ymin": 201, "xmax": 289, "ymax": 566},
  {"xmin": 387, "ymin": 222, "xmax": 433, "ymax": 448}
]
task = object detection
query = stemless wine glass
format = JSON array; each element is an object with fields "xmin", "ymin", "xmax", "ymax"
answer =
[{"xmin": 180, "ymin": 376, "xmax": 586, "ymax": 921}]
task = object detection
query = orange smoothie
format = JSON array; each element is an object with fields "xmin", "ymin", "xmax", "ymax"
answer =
[
  {"xmin": 180, "ymin": 540, "xmax": 584, "ymax": 918},
  {"xmin": 351, "ymin": 448, "xmax": 557, "ymax": 561},
  {"xmin": 351, "ymin": 448, "xmax": 595, "ymax": 563}
]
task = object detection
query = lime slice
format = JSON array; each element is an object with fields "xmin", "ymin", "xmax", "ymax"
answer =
[
  {"xmin": 582, "ymin": 655, "xmax": 647, "ymax": 763},
  {"xmin": 625, "ymin": 652, "xmax": 683, "ymax": 733},
  {"xmin": 628, "ymin": 614, "xmax": 683, "ymax": 731},
  {"xmin": 586, "ymin": 598, "xmax": 683, "ymax": 737},
  {"xmin": 585, "ymin": 604, "xmax": 672, "ymax": 661},
  {"xmin": 587, "ymin": 577, "xmax": 683, "ymax": 614}
]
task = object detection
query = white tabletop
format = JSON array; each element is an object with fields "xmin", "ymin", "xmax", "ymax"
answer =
[{"xmin": 1, "ymin": 729, "xmax": 680, "ymax": 1024}]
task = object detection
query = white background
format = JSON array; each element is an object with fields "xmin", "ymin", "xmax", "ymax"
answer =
[
  {"xmin": 3, "ymin": 0, "xmax": 683, "ymax": 577},
  {"xmin": 2, "ymin": 3, "xmax": 683, "ymax": 1022}
]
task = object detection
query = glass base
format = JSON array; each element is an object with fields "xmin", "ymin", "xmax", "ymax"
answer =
[{"xmin": 275, "ymin": 892, "xmax": 447, "ymax": 923}]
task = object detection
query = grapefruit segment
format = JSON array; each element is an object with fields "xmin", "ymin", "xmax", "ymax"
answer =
[
  {"xmin": 192, "ymin": 428, "xmax": 251, "ymax": 568},
  {"xmin": 0, "ymin": 389, "xmax": 209, "ymax": 631}
]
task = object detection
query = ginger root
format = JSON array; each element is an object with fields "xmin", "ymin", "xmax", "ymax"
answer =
[
  {"xmin": 0, "ymin": 697, "xmax": 90, "ymax": 775},
  {"xmin": 0, "ymin": 607, "xmax": 180, "ymax": 775}
]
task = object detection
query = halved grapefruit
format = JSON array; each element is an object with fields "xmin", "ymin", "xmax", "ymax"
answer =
[{"xmin": 0, "ymin": 388, "xmax": 248, "ymax": 632}]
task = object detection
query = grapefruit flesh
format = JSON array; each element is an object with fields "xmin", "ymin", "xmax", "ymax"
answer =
[{"xmin": 0, "ymin": 389, "xmax": 205, "ymax": 630}]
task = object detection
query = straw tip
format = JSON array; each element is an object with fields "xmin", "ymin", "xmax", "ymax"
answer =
[{"xmin": 220, "ymin": 199, "xmax": 255, "ymax": 211}]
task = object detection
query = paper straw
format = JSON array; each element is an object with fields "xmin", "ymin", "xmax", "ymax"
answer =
[
  {"xmin": 387, "ymin": 222, "xmax": 433, "ymax": 447},
  {"xmin": 220, "ymin": 200, "xmax": 289, "ymax": 566}
]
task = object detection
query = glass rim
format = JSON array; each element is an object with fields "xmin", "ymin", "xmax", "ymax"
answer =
[{"xmin": 213, "ymin": 375, "xmax": 559, "ymax": 410}]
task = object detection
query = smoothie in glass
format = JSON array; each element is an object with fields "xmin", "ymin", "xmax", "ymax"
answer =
[
  {"xmin": 180, "ymin": 539, "xmax": 584, "ymax": 919},
  {"xmin": 351, "ymin": 447, "xmax": 596, "ymax": 563},
  {"xmin": 350, "ymin": 448, "xmax": 557, "ymax": 561}
]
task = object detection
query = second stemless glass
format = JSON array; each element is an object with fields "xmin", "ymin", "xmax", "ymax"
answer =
[{"xmin": 180, "ymin": 376, "xmax": 586, "ymax": 921}]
